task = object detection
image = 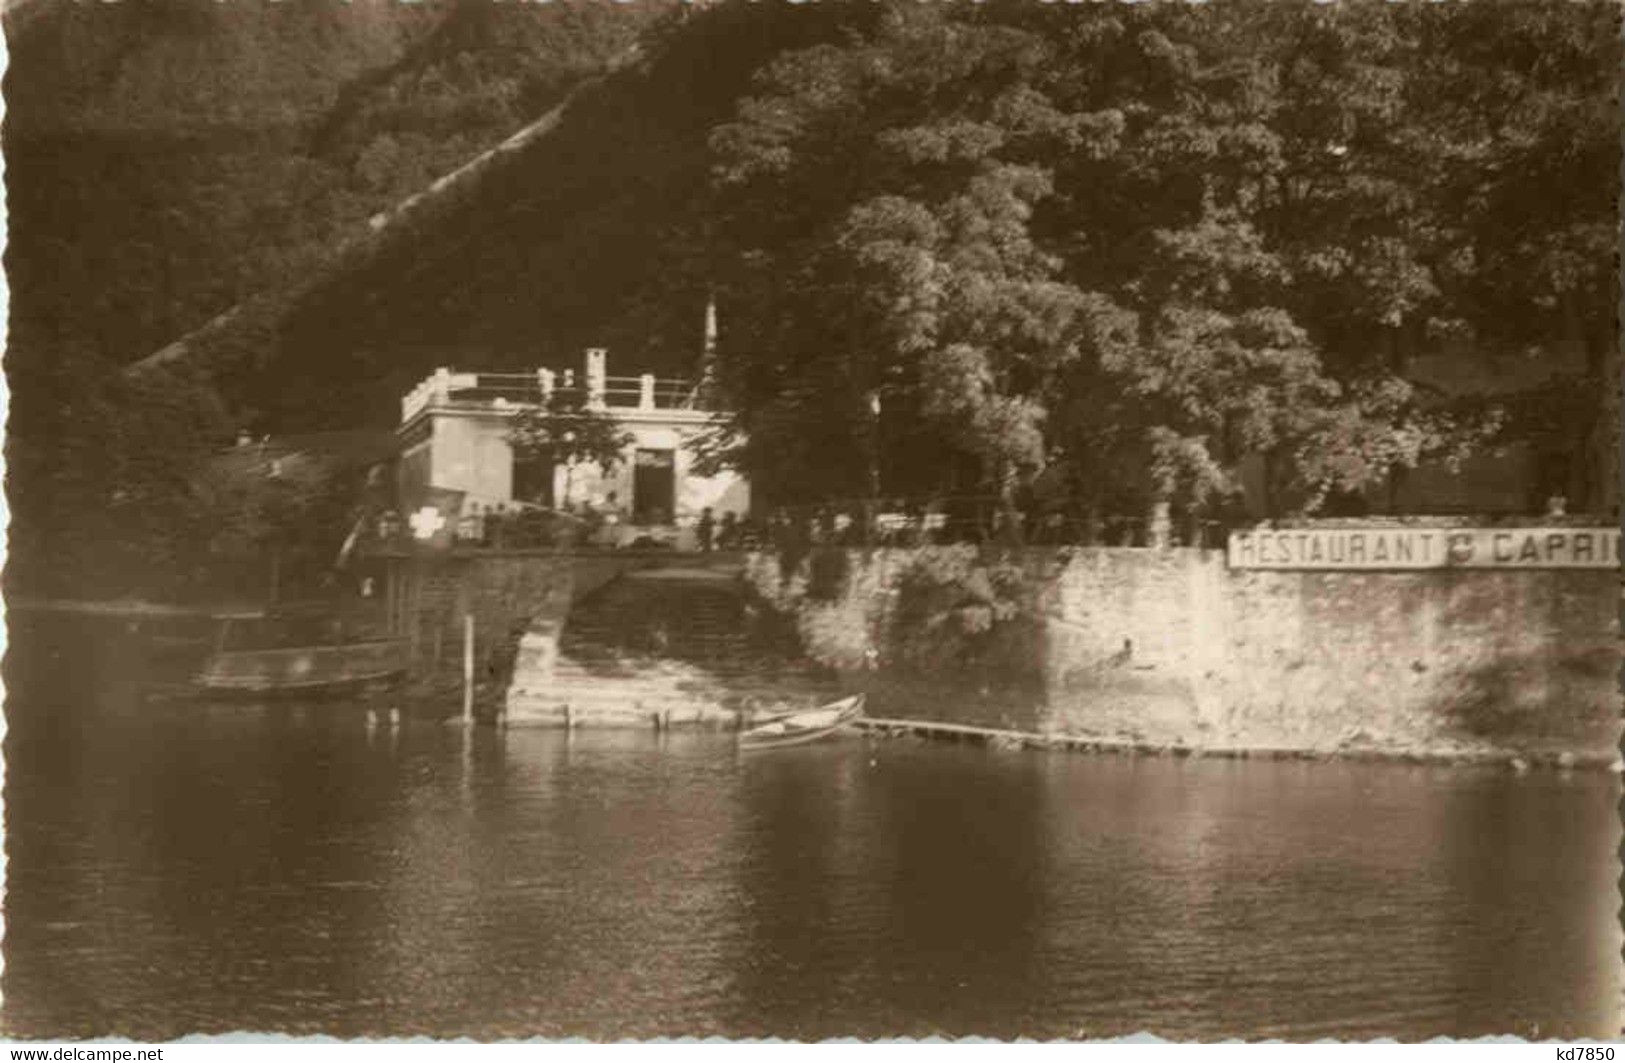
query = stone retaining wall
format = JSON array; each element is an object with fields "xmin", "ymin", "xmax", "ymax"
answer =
[
  {"xmin": 388, "ymin": 551, "xmax": 659, "ymax": 719},
  {"xmin": 745, "ymin": 546, "xmax": 1620, "ymax": 761}
]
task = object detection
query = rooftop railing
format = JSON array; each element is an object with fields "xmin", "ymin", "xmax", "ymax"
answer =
[{"xmin": 401, "ymin": 368, "xmax": 704, "ymax": 423}]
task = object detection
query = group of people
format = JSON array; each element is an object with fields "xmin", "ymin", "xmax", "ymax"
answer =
[
  {"xmin": 743, "ymin": 501, "xmax": 1201, "ymax": 550},
  {"xmin": 454, "ymin": 492, "xmax": 636, "ymax": 549},
  {"xmin": 440, "ymin": 497, "xmax": 762, "ymax": 553},
  {"xmin": 693, "ymin": 508, "xmax": 756, "ymax": 552},
  {"xmin": 383, "ymin": 493, "xmax": 1207, "ymax": 555}
]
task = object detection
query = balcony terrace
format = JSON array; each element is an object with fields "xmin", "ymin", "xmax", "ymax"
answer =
[{"xmin": 401, "ymin": 358, "xmax": 705, "ymax": 425}]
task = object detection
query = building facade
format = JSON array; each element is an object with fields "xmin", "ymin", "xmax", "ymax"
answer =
[{"xmin": 397, "ymin": 349, "xmax": 748, "ymax": 549}]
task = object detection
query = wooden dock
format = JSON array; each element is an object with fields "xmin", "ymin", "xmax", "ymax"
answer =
[
  {"xmin": 851, "ymin": 715, "xmax": 1620, "ymax": 771},
  {"xmin": 853, "ymin": 715, "xmax": 1156, "ymax": 755}
]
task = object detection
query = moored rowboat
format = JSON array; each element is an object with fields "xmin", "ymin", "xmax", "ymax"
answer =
[{"xmin": 738, "ymin": 694, "xmax": 865, "ymax": 751}]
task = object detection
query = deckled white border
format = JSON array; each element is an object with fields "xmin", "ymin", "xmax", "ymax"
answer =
[{"xmin": 0, "ymin": 1, "xmax": 1618, "ymax": 1048}]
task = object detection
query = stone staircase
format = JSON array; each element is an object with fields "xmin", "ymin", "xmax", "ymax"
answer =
[{"xmin": 505, "ymin": 565, "xmax": 838, "ymax": 727}]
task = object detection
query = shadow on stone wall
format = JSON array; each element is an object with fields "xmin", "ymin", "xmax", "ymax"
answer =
[
  {"xmin": 751, "ymin": 545, "xmax": 1053, "ymax": 731},
  {"xmin": 507, "ymin": 566, "xmax": 841, "ymax": 725},
  {"xmin": 1443, "ymin": 648, "xmax": 1617, "ymax": 751}
]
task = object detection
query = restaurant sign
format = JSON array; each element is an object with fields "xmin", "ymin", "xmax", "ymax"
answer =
[{"xmin": 1227, "ymin": 526, "xmax": 1620, "ymax": 570}]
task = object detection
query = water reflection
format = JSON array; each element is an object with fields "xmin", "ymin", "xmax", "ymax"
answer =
[{"xmin": 3, "ymin": 626, "xmax": 1619, "ymax": 1039}]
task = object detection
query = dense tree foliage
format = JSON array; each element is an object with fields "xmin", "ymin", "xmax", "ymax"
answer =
[
  {"xmin": 6, "ymin": 337, "xmax": 383, "ymax": 601},
  {"xmin": 508, "ymin": 389, "xmax": 633, "ymax": 508},
  {"xmin": 6, "ymin": 342, "xmax": 231, "ymax": 598},
  {"xmin": 702, "ymin": 2, "xmax": 1618, "ymax": 522}
]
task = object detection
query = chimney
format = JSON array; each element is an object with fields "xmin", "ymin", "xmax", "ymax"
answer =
[
  {"xmin": 703, "ymin": 294, "xmax": 718, "ymax": 362},
  {"xmin": 585, "ymin": 348, "xmax": 607, "ymax": 408}
]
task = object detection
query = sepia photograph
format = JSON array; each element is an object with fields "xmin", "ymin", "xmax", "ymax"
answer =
[{"xmin": 1, "ymin": 0, "xmax": 1620, "ymax": 1043}]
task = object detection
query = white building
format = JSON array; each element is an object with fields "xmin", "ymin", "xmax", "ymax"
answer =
[{"xmin": 397, "ymin": 349, "xmax": 749, "ymax": 549}]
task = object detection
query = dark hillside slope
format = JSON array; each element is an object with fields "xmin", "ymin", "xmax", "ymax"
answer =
[
  {"xmin": 128, "ymin": 2, "xmax": 873, "ymax": 433},
  {"xmin": 4, "ymin": 0, "xmax": 667, "ymax": 371}
]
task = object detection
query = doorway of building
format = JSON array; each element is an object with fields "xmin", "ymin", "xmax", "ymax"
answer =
[
  {"xmin": 512, "ymin": 446, "xmax": 554, "ymax": 508},
  {"xmin": 633, "ymin": 449, "xmax": 675, "ymax": 524}
]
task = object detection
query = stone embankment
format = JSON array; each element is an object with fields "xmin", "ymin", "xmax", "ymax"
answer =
[
  {"xmin": 387, "ymin": 551, "xmax": 649, "ymax": 720},
  {"xmin": 390, "ymin": 550, "xmax": 831, "ymax": 726},
  {"xmin": 505, "ymin": 565, "xmax": 836, "ymax": 727},
  {"xmin": 744, "ymin": 545, "xmax": 1620, "ymax": 769},
  {"xmin": 388, "ymin": 544, "xmax": 1617, "ymax": 768}
]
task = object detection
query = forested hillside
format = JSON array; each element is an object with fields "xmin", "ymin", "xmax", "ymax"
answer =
[
  {"xmin": 5, "ymin": 0, "xmax": 1618, "ymax": 599},
  {"xmin": 5, "ymin": 0, "xmax": 665, "ymax": 364}
]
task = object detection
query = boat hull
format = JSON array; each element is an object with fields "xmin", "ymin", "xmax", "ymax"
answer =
[
  {"xmin": 196, "ymin": 639, "xmax": 409, "ymax": 696},
  {"xmin": 738, "ymin": 694, "xmax": 865, "ymax": 751}
]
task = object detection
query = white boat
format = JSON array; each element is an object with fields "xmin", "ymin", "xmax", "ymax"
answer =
[{"xmin": 738, "ymin": 694, "xmax": 865, "ymax": 751}]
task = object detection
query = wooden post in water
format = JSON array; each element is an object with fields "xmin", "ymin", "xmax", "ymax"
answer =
[
  {"xmin": 457, "ymin": 575, "xmax": 474, "ymax": 727},
  {"xmin": 407, "ymin": 565, "xmax": 422, "ymax": 667},
  {"xmin": 462, "ymin": 612, "xmax": 475, "ymax": 726},
  {"xmin": 383, "ymin": 559, "xmax": 394, "ymax": 634}
]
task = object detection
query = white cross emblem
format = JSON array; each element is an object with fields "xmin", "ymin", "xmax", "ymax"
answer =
[{"xmin": 409, "ymin": 506, "xmax": 447, "ymax": 540}]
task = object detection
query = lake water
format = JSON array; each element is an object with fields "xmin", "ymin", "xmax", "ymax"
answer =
[{"xmin": 3, "ymin": 626, "xmax": 1620, "ymax": 1040}]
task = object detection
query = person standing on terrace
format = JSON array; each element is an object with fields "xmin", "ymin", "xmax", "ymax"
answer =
[{"xmin": 697, "ymin": 507, "xmax": 716, "ymax": 552}]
